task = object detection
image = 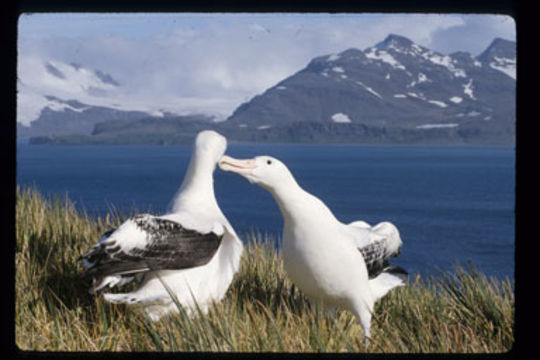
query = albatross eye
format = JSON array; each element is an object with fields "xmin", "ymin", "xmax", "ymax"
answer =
[{"xmin": 267, "ymin": 160, "xmax": 272, "ymax": 165}]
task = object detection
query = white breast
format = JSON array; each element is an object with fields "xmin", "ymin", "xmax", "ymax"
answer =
[{"xmin": 282, "ymin": 221, "xmax": 370, "ymax": 304}]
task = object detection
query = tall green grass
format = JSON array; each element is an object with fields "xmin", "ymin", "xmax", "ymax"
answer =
[{"xmin": 15, "ymin": 186, "xmax": 514, "ymax": 352}]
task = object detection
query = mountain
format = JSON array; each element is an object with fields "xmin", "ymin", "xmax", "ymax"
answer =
[
  {"xmin": 16, "ymin": 60, "xmax": 193, "ymax": 138},
  {"xmin": 27, "ymin": 115, "xmax": 216, "ymax": 145},
  {"xmin": 21, "ymin": 35, "xmax": 516, "ymax": 145},
  {"xmin": 225, "ymin": 35, "xmax": 515, "ymax": 145},
  {"xmin": 476, "ymin": 38, "xmax": 516, "ymax": 79},
  {"xmin": 17, "ymin": 96, "xmax": 159, "ymax": 138}
]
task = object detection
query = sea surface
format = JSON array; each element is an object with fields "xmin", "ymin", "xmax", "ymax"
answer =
[{"xmin": 16, "ymin": 144, "xmax": 515, "ymax": 279}]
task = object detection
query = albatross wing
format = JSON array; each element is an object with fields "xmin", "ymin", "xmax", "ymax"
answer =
[
  {"xmin": 346, "ymin": 220, "xmax": 406, "ymax": 279},
  {"xmin": 348, "ymin": 221, "xmax": 407, "ymax": 300},
  {"xmin": 80, "ymin": 214, "xmax": 223, "ymax": 293}
]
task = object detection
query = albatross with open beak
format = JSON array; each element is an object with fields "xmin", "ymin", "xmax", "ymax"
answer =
[{"xmin": 219, "ymin": 154, "xmax": 406, "ymax": 343}]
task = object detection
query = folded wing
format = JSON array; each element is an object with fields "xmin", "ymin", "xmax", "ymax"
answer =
[
  {"xmin": 347, "ymin": 221, "xmax": 405, "ymax": 279},
  {"xmin": 80, "ymin": 214, "xmax": 223, "ymax": 292}
]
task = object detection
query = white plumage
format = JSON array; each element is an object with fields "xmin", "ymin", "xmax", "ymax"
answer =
[
  {"xmin": 80, "ymin": 130, "xmax": 243, "ymax": 321},
  {"xmin": 219, "ymin": 154, "xmax": 406, "ymax": 342}
]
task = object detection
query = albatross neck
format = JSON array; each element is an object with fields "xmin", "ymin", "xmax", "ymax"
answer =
[
  {"xmin": 269, "ymin": 174, "xmax": 336, "ymax": 227},
  {"xmin": 169, "ymin": 151, "xmax": 219, "ymax": 213}
]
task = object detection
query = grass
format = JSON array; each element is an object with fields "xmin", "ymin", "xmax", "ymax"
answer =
[{"xmin": 15, "ymin": 186, "xmax": 514, "ymax": 352}]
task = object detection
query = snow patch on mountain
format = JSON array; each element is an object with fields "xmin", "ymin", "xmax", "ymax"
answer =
[
  {"xmin": 365, "ymin": 47, "xmax": 406, "ymax": 70},
  {"xmin": 327, "ymin": 54, "xmax": 341, "ymax": 62},
  {"xmin": 331, "ymin": 113, "xmax": 352, "ymax": 123},
  {"xmin": 463, "ymin": 79, "xmax": 476, "ymax": 100},
  {"xmin": 428, "ymin": 100, "xmax": 447, "ymax": 108},
  {"xmin": 407, "ymin": 92, "xmax": 426, "ymax": 100},
  {"xmin": 489, "ymin": 56, "xmax": 516, "ymax": 79},
  {"xmin": 416, "ymin": 123, "xmax": 459, "ymax": 129},
  {"xmin": 17, "ymin": 84, "xmax": 63, "ymax": 126},
  {"xmin": 422, "ymin": 51, "xmax": 467, "ymax": 78},
  {"xmin": 355, "ymin": 81, "xmax": 382, "ymax": 99},
  {"xmin": 417, "ymin": 73, "xmax": 430, "ymax": 83}
]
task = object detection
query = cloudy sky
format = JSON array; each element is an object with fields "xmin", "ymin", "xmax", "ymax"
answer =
[{"xmin": 17, "ymin": 13, "xmax": 515, "ymax": 124}]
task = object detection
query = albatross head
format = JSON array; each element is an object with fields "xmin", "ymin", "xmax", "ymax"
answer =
[
  {"xmin": 170, "ymin": 130, "xmax": 227, "ymax": 212},
  {"xmin": 193, "ymin": 130, "xmax": 227, "ymax": 165},
  {"xmin": 219, "ymin": 155, "xmax": 295, "ymax": 190}
]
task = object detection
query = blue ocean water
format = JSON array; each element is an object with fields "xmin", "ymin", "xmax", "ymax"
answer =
[{"xmin": 16, "ymin": 144, "xmax": 515, "ymax": 279}]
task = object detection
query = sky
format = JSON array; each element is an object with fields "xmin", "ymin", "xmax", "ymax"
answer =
[{"xmin": 17, "ymin": 13, "xmax": 516, "ymax": 124}]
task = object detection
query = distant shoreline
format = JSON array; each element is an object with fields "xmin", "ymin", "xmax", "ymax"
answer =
[{"xmin": 17, "ymin": 139, "xmax": 515, "ymax": 149}]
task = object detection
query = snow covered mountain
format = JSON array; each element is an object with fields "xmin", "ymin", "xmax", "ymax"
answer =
[
  {"xmin": 226, "ymin": 34, "xmax": 515, "ymax": 145},
  {"xmin": 17, "ymin": 59, "xmax": 199, "ymax": 137},
  {"xmin": 18, "ymin": 34, "xmax": 516, "ymax": 145},
  {"xmin": 476, "ymin": 38, "xmax": 516, "ymax": 79}
]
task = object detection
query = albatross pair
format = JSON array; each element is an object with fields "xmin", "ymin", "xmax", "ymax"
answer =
[{"xmin": 80, "ymin": 130, "xmax": 406, "ymax": 340}]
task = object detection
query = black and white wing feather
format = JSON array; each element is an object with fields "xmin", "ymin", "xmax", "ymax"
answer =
[
  {"xmin": 348, "ymin": 221, "xmax": 407, "ymax": 279},
  {"xmin": 80, "ymin": 214, "xmax": 223, "ymax": 291},
  {"xmin": 357, "ymin": 239, "xmax": 406, "ymax": 279}
]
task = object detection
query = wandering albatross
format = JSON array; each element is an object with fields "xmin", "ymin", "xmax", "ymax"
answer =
[
  {"xmin": 219, "ymin": 154, "xmax": 406, "ymax": 342},
  {"xmin": 79, "ymin": 130, "xmax": 243, "ymax": 321}
]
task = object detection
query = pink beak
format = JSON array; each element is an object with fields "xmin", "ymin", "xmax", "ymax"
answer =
[{"xmin": 218, "ymin": 155, "xmax": 257, "ymax": 176}]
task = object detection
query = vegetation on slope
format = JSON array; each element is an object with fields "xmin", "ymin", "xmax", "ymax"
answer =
[{"xmin": 15, "ymin": 187, "xmax": 514, "ymax": 352}]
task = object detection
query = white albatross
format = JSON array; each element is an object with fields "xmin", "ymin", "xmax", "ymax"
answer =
[
  {"xmin": 79, "ymin": 130, "xmax": 243, "ymax": 321},
  {"xmin": 219, "ymin": 155, "xmax": 406, "ymax": 342}
]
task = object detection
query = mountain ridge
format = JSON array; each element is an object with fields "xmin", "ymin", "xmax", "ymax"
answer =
[
  {"xmin": 223, "ymin": 35, "xmax": 515, "ymax": 145},
  {"xmin": 19, "ymin": 35, "xmax": 516, "ymax": 145}
]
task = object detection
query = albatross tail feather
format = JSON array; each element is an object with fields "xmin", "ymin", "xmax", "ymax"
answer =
[
  {"xmin": 368, "ymin": 266, "xmax": 408, "ymax": 301},
  {"xmin": 90, "ymin": 275, "xmax": 135, "ymax": 295}
]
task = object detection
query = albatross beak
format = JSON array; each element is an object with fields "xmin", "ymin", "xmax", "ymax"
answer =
[{"xmin": 218, "ymin": 155, "xmax": 257, "ymax": 176}]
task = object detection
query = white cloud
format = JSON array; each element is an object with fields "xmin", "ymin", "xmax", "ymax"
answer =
[{"xmin": 428, "ymin": 14, "xmax": 516, "ymax": 55}]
